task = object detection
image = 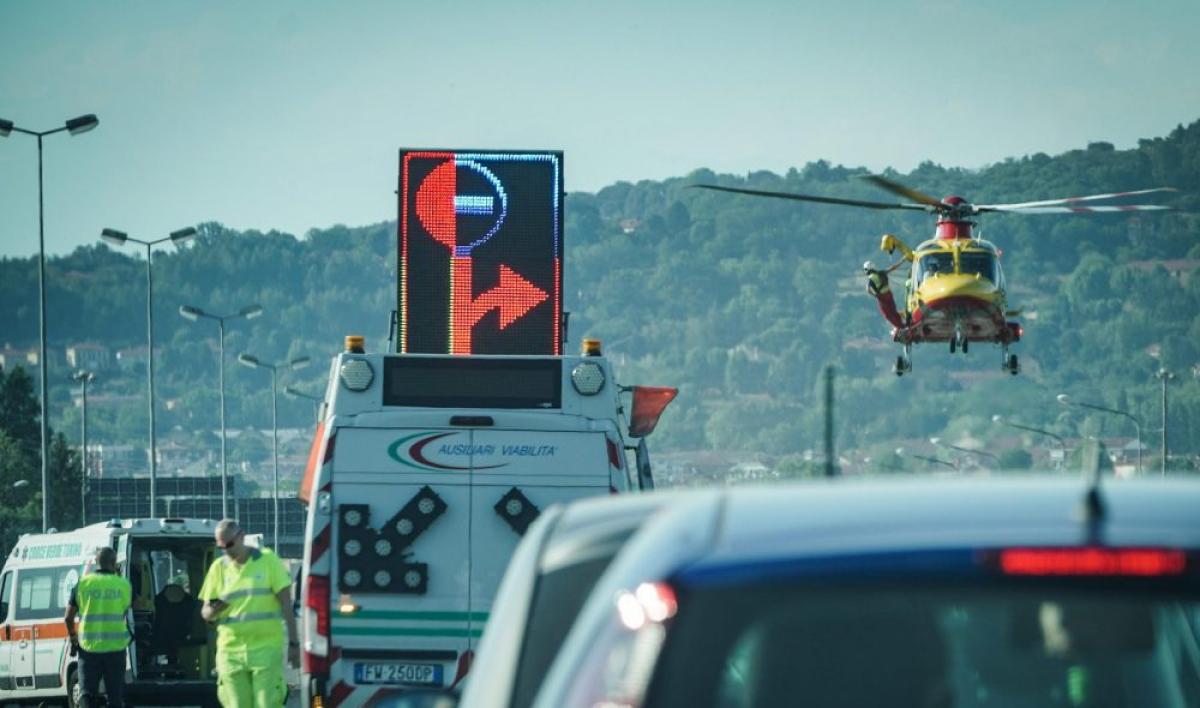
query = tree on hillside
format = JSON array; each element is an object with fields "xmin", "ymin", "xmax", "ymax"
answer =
[
  {"xmin": 0, "ymin": 366, "xmax": 82, "ymax": 542},
  {"xmin": 0, "ymin": 366, "xmax": 39, "ymax": 455}
]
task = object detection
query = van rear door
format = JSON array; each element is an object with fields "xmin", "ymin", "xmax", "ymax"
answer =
[
  {"xmin": 328, "ymin": 427, "xmax": 473, "ymax": 695},
  {"xmin": 468, "ymin": 428, "xmax": 612, "ymax": 643}
]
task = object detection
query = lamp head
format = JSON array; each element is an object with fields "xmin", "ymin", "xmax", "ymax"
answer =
[
  {"xmin": 169, "ymin": 227, "xmax": 197, "ymax": 246},
  {"xmin": 992, "ymin": 414, "xmax": 1003, "ymax": 423},
  {"xmin": 238, "ymin": 353, "xmax": 261, "ymax": 369},
  {"xmin": 240, "ymin": 305, "xmax": 264, "ymax": 319},
  {"xmin": 929, "ymin": 437, "xmax": 941, "ymax": 446},
  {"xmin": 179, "ymin": 305, "xmax": 204, "ymax": 321},
  {"xmin": 65, "ymin": 114, "xmax": 99, "ymax": 135},
  {"xmin": 100, "ymin": 228, "xmax": 128, "ymax": 246},
  {"xmin": 284, "ymin": 386, "xmax": 301, "ymax": 398},
  {"xmin": 290, "ymin": 356, "xmax": 311, "ymax": 370},
  {"xmin": 0, "ymin": 118, "xmax": 12, "ymax": 137},
  {"xmin": 1056, "ymin": 394, "xmax": 1071, "ymax": 405}
]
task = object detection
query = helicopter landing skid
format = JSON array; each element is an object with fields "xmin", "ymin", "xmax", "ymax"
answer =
[
  {"xmin": 1001, "ymin": 343, "xmax": 1020, "ymax": 376},
  {"xmin": 949, "ymin": 318, "xmax": 969, "ymax": 354},
  {"xmin": 894, "ymin": 343, "xmax": 913, "ymax": 377}
]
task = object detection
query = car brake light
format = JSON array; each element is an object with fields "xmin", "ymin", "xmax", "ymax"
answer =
[
  {"xmin": 998, "ymin": 548, "xmax": 1187, "ymax": 576},
  {"xmin": 303, "ymin": 575, "xmax": 331, "ymax": 674}
]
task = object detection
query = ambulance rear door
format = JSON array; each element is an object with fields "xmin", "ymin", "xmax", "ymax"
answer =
[
  {"xmin": 467, "ymin": 425, "xmax": 613, "ymax": 645},
  {"xmin": 0, "ymin": 567, "xmax": 25, "ymax": 692},
  {"xmin": 327, "ymin": 426, "xmax": 473, "ymax": 694}
]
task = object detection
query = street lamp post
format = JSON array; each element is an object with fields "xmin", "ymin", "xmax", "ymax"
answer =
[
  {"xmin": 72, "ymin": 370, "xmax": 95, "ymax": 525},
  {"xmin": 180, "ymin": 304, "xmax": 264, "ymax": 518},
  {"xmin": 284, "ymin": 386, "xmax": 322, "ymax": 422},
  {"xmin": 926, "ymin": 439, "xmax": 993, "ymax": 472},
  {"xmin": 991, "ymin": 414, "xmax": 1066, "ymax": 471},
  {"xmin": 238, "ymin": 354, "xmax": 311, "ymax": 550},
  {"xmin": 2, "ymin": 113, "xmax": 99, "ymax": 532},
  {"xmin": 101, "ymin": 227, "xmax": 197, "ymax": 513},
  {"xmin": 1155, "ymin": 369, "xmax": 1175, "ymax": 475},
  {"xmin": 1056, "ymin": 394, "xmax": 1142, "ymax": 475}
]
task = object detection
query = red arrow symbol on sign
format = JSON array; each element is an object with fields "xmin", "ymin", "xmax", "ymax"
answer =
[
  {"xmin": 450, "ymin": 260, "xmax": 549, "ymax": 353},
  {"xmin": 470, "ymin": 264, "xmax": 549, "ymax": 328}
]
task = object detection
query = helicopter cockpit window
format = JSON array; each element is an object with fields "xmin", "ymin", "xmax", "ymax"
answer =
[
  {"xmin": 915, "ymin": 253, "xmax": 954, "ymax": 284},
  {"xmin": 959, "ymin": 252, "xmax": 997, "ymax": 281}
]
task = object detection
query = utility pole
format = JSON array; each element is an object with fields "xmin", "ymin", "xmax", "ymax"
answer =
[
  {"xmin": 73, "ymin": 370, "xmax": 95, "ymax": 525},
  {"xmin": 823, "ymin": 366, "xmax": 837, "ymax": 477},
  {"xmin": 1156, "ymin": 369, "xmax": 1175, "ymax": 475}
]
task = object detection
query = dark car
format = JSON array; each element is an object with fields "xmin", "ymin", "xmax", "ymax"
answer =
[{"xmin": 528, "ymin": 477, "xmax": 1200, "ymax": 708}]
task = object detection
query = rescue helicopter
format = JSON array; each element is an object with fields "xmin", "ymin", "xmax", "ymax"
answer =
[{"xmin": 694, "ymin": 175, "xmax": 1175, "ymax": 376}]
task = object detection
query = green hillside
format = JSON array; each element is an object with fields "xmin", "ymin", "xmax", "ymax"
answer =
[{"xmin": 1, "ymin": 121, "xmax": 1198, "ymax": 478}]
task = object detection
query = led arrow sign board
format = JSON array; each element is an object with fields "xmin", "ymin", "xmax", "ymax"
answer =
[{"xmin": 398, "ymin": 150, "xmax": 564, "ymax": 355}]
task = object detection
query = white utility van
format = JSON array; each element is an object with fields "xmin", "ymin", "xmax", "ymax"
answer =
[
  {"xmin": 0, "ymin": 518, "xmax": 221, "ymax": 707},
  {"xmin": 297, "ymin": 339, "xmax": 675, "ymax": 707}
]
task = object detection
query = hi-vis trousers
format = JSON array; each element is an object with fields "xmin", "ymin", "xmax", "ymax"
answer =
[{"xmin": 216, "ymin": 644, "xmax": 286, "ymax": 708}]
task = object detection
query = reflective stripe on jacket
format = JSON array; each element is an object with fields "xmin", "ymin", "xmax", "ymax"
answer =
[{"xmin": 77, "ymin": 573, "xmax": 132, "ymax": 653}]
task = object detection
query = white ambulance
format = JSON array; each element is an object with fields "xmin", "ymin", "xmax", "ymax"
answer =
[
  {"xmin": 0, "ymin": 518, "xmax": 221, "ymax": 707},
  {"xmin": 297, "ymin": 338, "xmax": 675, "ymax": 708}
]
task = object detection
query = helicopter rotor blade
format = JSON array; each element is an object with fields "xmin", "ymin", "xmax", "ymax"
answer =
[
  {"xmin": 691, "ymin": 184, "xmax": 929, "ymax": 212},
  {"xmin": 980, "ymin": 204, "xmax": 1174, "ymax": 215},
  {"xmin": 978, "ymin": 187, "xmax": 1177, "ymax": 211},
  {"xmin": 859, "ymin": 174, "xmax": 945, "ymax": 208}
]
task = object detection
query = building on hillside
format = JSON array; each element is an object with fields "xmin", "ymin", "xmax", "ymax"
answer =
[
  {"xmin": 115, "ymin": 346, "xmax": 150, "ymax": 371},
  {"xmin": 66, "ymin": 342, "xmax": 113, "ymax": 370},
  {"xmin": 0, "ymin": 345, "xmax": 43, "ymax": 371}
]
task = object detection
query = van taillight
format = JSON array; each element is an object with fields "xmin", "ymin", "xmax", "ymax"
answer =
[
  {"xmin": 606, "ymin": 438, "xmax": 623, "ymax": 470},
  {"xmin": 303, "ymin": 575, "xmax": 330, "ymax": 674}
]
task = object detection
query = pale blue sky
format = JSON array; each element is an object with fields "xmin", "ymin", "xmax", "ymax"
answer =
[{"xmin": 2, "ymin": 0, "xmax": 1198, "ymax": 257}]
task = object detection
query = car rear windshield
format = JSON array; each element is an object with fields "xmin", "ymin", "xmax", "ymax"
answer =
[{"xmin": 646, "ymin": 582, "xmax": 1200, "ymax": 708}]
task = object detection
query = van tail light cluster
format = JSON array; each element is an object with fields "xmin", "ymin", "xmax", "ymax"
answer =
[
  {"xmin": 303, "ymin": 574, "xmax": 331, "ymax": 674},
  {"xmin": 996, "ymin": 548, "xmax": 1188, "ymax": 576}
]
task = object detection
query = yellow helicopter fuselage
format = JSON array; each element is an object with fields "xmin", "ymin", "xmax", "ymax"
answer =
[{"xmin": 894, "ymin": 236, "xmax": 1016, "ymax": 345}]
